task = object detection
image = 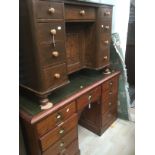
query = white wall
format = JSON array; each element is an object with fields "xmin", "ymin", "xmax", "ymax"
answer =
[{"xmin": 101, "ymin": 0, "xmax": 131, "ymax": 58}]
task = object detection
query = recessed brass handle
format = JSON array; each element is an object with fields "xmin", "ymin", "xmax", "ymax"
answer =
[
  {"xmin": 80, "ymin": 10, "xmax": 85, "ymax": 16},
  {"xmin": 59, "ymin": 129, "xmax": 65, "ymax": 135},
  {"xmin": 60, "ymin": 142, "xmax": 64, "ymax": 147},
  {"xmin": 109, "ymin": 82, "xmax": 113, "ymax": 85},
  {"xmin": 104, "ymin": 40, "xmax": 109, "ymax": 44},
  {"xmin": 104, "ymin": 56, "xmax": 108, "ymax": 60},
  {"xmin": 54, "ymin": 73, "xmax": 61, "ymax": 79},
  {"xmin": 50, "ymin": 29, "xmax": 56, "ymax": 35},
  {"xmin": 52, "ymin": 51, "xmax": 59, "ymax": 57},
  {"xmin": 48, "ymin": 7, "xmax": 55, "ymax": 14},
  {"xmin": 88, "ymin": 95, "xmax": 92, "ymax": 100},
  {"xmin": 105, "ymin": 25, "xmax": 110, "ymax": 30},
  {"xmin": 105, "ymin": 11, "xmax": 111, "ymax": 16},
  {"xmin": 56, "ymin": 113, "xmax": 61, "ymax": 119}
]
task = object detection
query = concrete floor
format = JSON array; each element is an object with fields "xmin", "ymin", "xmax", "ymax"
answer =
[{"xmin": 78, "ymin": 119, "xmax": 135, "ymax": 155}]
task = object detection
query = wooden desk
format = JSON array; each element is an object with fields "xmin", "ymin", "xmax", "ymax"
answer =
[{"xmin": 20, "ymin": 70, "xmax": 120, "ymax": 155}]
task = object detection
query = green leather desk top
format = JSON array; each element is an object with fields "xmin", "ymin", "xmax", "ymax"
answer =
[{"xmin": 19, "ymin": 69, "xmax": 114, "ymax": 116}]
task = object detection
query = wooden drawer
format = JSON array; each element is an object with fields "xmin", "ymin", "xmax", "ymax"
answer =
[
  {"xmin": 102, "ymin": 105, "xmax": 117, "ymax": 129},
  {"xmin": 36, "ymin": 101, "xmax": 76, "ymax": 137},
  {"xmin": 77, "ymin": 86, "xmax": 101, "ymax": 111},
  {"xmin": 40, "ymin": 114, "xmax": 78, "ymax": 151},
  {"xmin": 39, "ymin": 41, "xmax": 66, "ymax": 67},
  {"xmin": 100, "ymin": 21, "xmax": 112, "ymax": 34},
  {"xmin": 102, "ymin": 76, "xmax": 119, "ymax": 93},
  {"xmin": 36, "ymin": 22, "xmax": 65, "ymax": 43},
  {"xmin": 42, "ymin": 63, "xmax": 68, "ymax": 90},
  {"xmin": 42, "ymin": 128, "xmax": 78, "ymax": 155},
  {"xmin": 100, "ymin": 7, "xmax": 112, "ymax": 21},
  {"xmin": 65, "ymin": 5, "xmax": 96, "ymax": 20},
  {"xmin": 35, "ymin": 1, "xmax": 64, "ymax": 19}
]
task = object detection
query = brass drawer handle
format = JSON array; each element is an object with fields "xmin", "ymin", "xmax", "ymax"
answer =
[
  {"xmin": 52, "ymin": 51, "xmax": 59, "ymax": 57},
  {"xmin": 109, "ymin": 102, "xmax": 112, "ymax": 106},
  {"xmin": 105, "ymin": 11, "xmax": 111, "ymax": 16},
  {"xmin": 88, "ymin": 95, "xmax": 92, "ymax": 100},
  {"xmin": 50, "ymin": 29, "xmax": 56, "ymax": 35},
  {"xmin": 104, "ymin": 40, "xmax": 109, "ymax": 44},
  {"xmin": 66, "ymin": 108, "xmax": 70, "ymax": 113},
  {"xmin": 104, "ymin": 56, "xmax": 108, "ymax": 60},
  {"xmin": 59, "ymin": 129, "xmax": 65, "ymax": 135},
  {"xmin": 60, "ymin": 142, "xmax": 65, "ymax": 147},
  {"xmin": 56, "ymin": 113, "xmax": 62, "ymax": 119},
  {"xmin": 54, "ymin": 73, "xmax": 61, "ymax": 79},
  {"xmin": 109, "ymin": 92, "xmax": 112, "ymax": 95},
  {"xmin": 109, "ymin": 82, "xmax": 113, "ymax": 85},
  {"xmin": 50, "ymin": 29, "xmax": 56, "ymax": 47},
  {"xmin": 48, "ymin": 7, "xmax": 55, "ymax": 14},
  {"xmin": 80, "ymin": 10, "xmax": 85, "ymax": 16},
  {"xmin": 105, "ymin": 25, "xmax": 110, "ymax": 30}
]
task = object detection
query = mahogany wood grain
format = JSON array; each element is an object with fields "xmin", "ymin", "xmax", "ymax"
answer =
[
  {"xmin": 65, "ymin": 4, "xmax": 96, "ymax": 21},
  {"xmin": 77, "ymin": 86, "xmax": 101, "ymax": 111},
  {"xmin": 36, "ymin": 101, "xmax": 76, "ymax": 137},
  {"xmin": 40, "ymin": 114, "xmax": 78, "ymax": 151},
  {"xmin": 42, "ymin": 128, "xmax": 78, "ymax": 155},
  {"xmin": 35, "ymin": 1, "xmax": 64, "ymax": 19}
]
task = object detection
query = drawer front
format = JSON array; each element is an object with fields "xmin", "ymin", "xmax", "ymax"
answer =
[
  {"xmin": 65, "ymin": 5, "xmax": 96, "ymax": 20},
  {"xmin": 36, "ymin": 22, "xmax": 65, "ymax": 43},
  {"xmin": 35, "ymin": 2, "xmax": 64, "ymax": 19},
  {"xmin": 102, "ymin": 105, "xmax": 117, "ymax": 128},
  {"xmin": 42, "ymin": 128, "xmax": 78, "ymax": 155},
  {"xmin": 42, "ymin": 63, "xmax": 68, "ymax": 90},
  {"xmin": 100, "ymin": 21, "xmax": 112, "ymax": 34},
  {"xmin": 39, "ymin": 41, "xmax": 66, "ymax": 67},
  {"xmin": 36, "ymin": 101, "xmax": 76, "ymax": 137},
  {"xmin": 77, "ymin": 86, "xmax": 101, "ymax": 111},
  {"xmin": 100, "ymin": 7, "xmax": 112, "ymax": 21},
  {"xmin": 97, "ymin": 34, "xmax": 111, "ymax": 67},
  {"xmin": 102, "ymin": 76, "xmax": 119, "ymax": 113},
  {"xmin": 40, "ymin": 114, "xmax": 78, "ymax": 151}
]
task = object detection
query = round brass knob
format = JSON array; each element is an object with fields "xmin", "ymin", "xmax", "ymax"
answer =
[
  {"xmin": 80, "ymin": 10, "xmax": 85, "ymax": 16},
  {"xmin": 54, "ymin": 73, "xmax": 61, "ymax": 79},
  {"xmin": 52, "ymin": 51, "xmax": 59, "ymax": 57},
  {"xmin": 105, "ymin": 26, "xmax": 110, "ymax": 30},
  {"xmin": 50, "ymin": 29, "xmax": 56, "ymax": 35},
  {"xmin": 109, "ymin": 92, "xmax": 112, "ymax": 95},
  {"xmin": 104, "ymin": 40, "xmax": 109, "ymax": 44},
  {"xmin": 105, "ymin": 11, "xmax": 110, "ymax": 16},
  {"xmin": 109, "ymin": 82, "xmax": 113, "ymax": 85},
  {"xmin": 60, "ymin": 142, "xmax": 64, "ymax": 147},
  {"xmin": 59, "ymin": 129, "xmax": 64, "ymax": 134},
  {"xmin": 48, "ymin": 7, "xmax": 55, "ymax": 14},
  {"xmin": 104, "ymin": 56, "xmax": 108, "ymax": 60},
  {"xmin": 88, "ymin": 95, "xmax": 92, "ymax": 100}
]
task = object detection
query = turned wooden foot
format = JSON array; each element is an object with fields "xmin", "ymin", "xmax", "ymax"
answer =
[{"xmin": 39, "ymin": 98, "xmax": 53, "ymax": 110}]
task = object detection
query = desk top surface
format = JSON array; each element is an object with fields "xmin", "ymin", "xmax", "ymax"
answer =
[{"xmin": 19, "ymin": 69, "xmax": 120, "ymax": 123}]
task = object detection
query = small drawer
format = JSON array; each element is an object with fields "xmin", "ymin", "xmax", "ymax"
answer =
[
  {"xmin": 35, "ymin": 2, "xmax": 64, "ymax": 19},
  {"xmin": 102, "ymin": 76, "xmax": 119, "ymax": 93},
  {"xmin": 101, "ymin": 7, "xmax": 112, "ymax": 20},
  {"xmin": 42, "ymin": 63, "xmax": 68, "ymax": 90},
  {"xmin": 42, "ymin": 128, "xmax": 78, "ymax": 155},
  {"xmin": 102, "ymin": 105, "xmax": 117, "ymax": 128},
  {"xmin": 100, "ymin": 21, "xmax": 112, "ymax": 33},
  {"xmin": 65, "ymin": 5, "xmax": 96, "ymax": 20},
  {"xmin": 39, "ymin": 41, "xmax": 66, "ymax": 67},
  {"xmin": 77, "ymin": 86, "xmax": 101, "ymax": 111},
  {"xmin": 36, "ymin": 101, "xmax": 76, "ymax": 137},
  {"xmin": 40, "ymin": 114, "xmax": 78, "ymax": 151},
  {"xmin": 36, "ymin": 22, "xmax": 65, "ymax": 43}
]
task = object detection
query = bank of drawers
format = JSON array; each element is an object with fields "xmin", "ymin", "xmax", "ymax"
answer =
[
  {"xmin": 35, "ymin": 1, "xmax": 68, "ymax": 91},
  {"xmin": 97, "ymin": 6, "xmax": 112, "ymax": 68},
  {"xmin": 101, "ymin": 76, "xmax": 118, "ymax": 129},
  {"xmin": 35, "ymin": 101, "xmax": 78, "ymax": 154}
]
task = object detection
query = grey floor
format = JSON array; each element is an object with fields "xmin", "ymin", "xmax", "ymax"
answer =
[{"xmin": 78, "ymin": 119, "xmax": 135, "ymax": 155}]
